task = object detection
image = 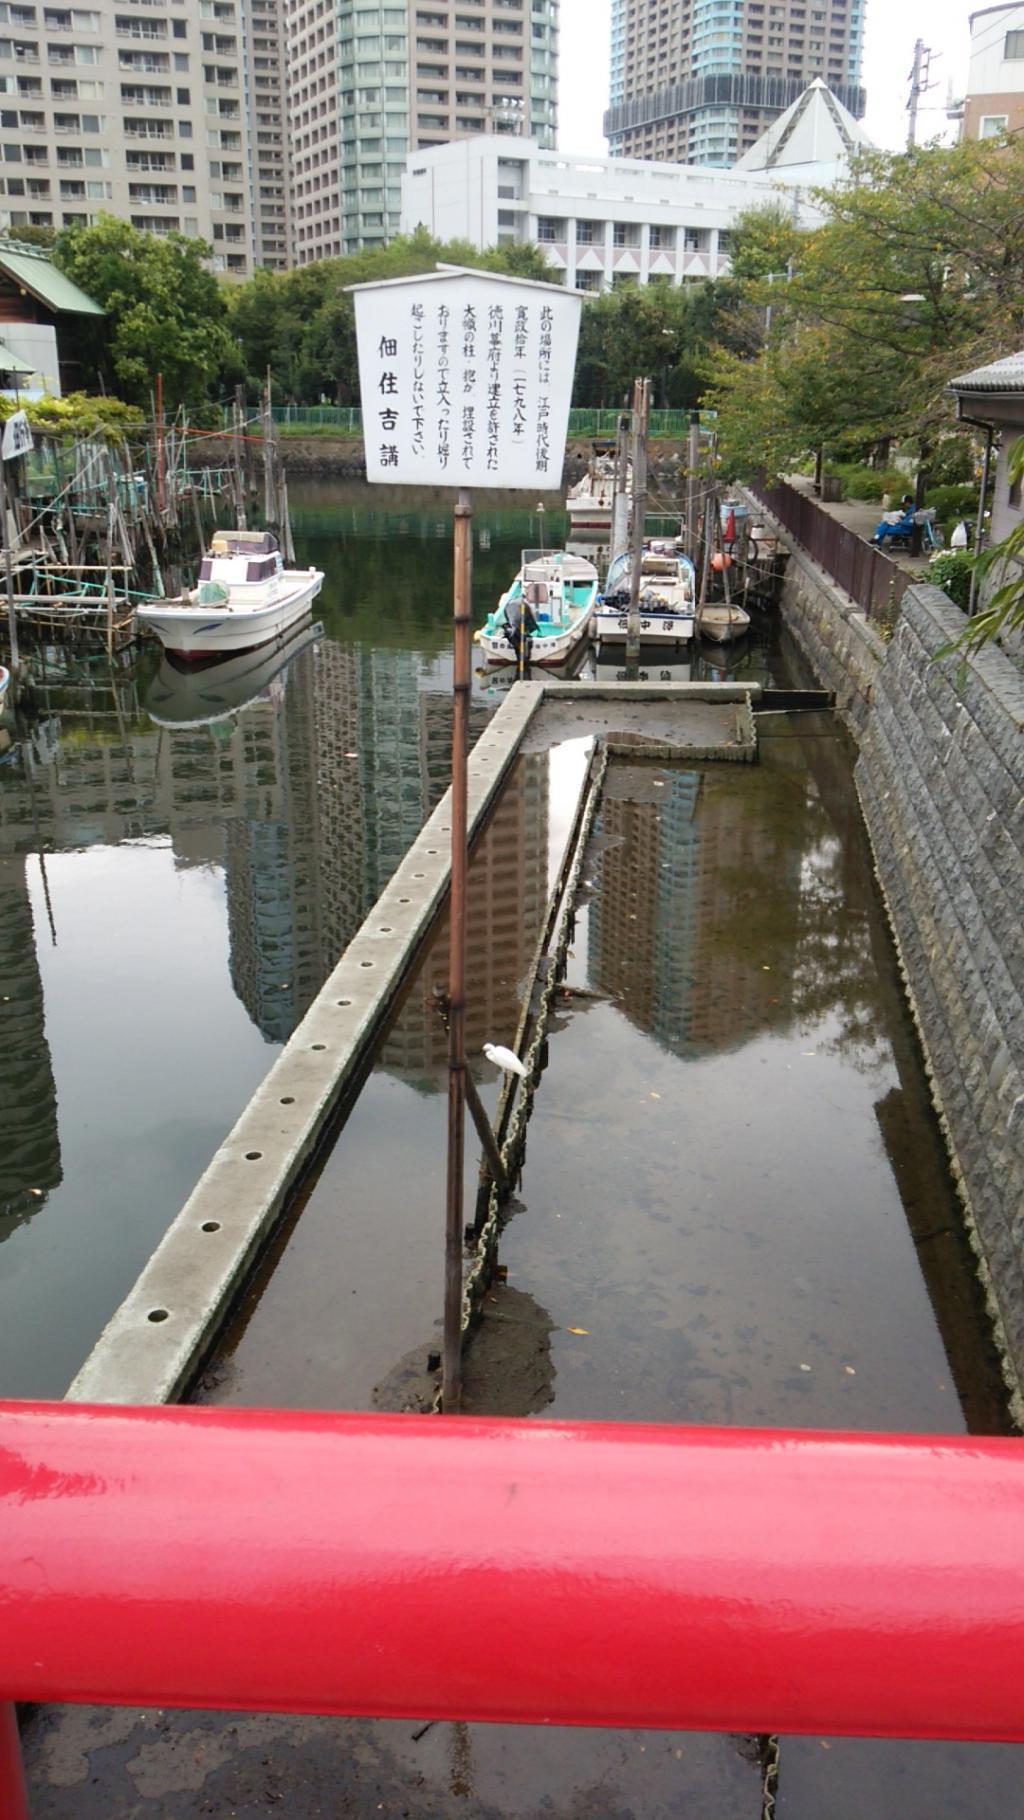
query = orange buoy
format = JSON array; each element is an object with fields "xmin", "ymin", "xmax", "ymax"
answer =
[{"xmin": 711, "ymin": 552, "xmax": 733, "ymax": 572}]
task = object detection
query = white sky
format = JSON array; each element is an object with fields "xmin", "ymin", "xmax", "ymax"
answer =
[{"xmin": 558, "ymin": 0, "xmax": 975, "ymax": 157}]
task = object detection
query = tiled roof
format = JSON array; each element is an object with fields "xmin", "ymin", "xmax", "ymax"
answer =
[
  {"xmin": 0, "ymin": 240, "xmax": 103, "ymax": 317},
  {"xmin": 948, "ymin": 352, "xmax": 1024, "ymax": 393}
]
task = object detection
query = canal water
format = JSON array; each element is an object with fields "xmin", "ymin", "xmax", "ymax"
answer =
[{"xmin": 6, "ymin": 482, "xmax": 1022, "ymax": 1818}]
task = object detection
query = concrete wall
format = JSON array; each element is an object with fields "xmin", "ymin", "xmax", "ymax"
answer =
[{"xmin": 855, "ymin": 586, "xmax": 1024, "ymax": 1398}]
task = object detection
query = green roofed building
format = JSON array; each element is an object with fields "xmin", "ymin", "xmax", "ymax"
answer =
[{"xmin": 0, "ymin": 240, "xmax": 102, "ymax": 398}]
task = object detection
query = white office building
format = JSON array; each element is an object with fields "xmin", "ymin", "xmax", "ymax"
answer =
[{"xmin": 401, "ymin": 95, "xmax": 850, "ymax": 293}]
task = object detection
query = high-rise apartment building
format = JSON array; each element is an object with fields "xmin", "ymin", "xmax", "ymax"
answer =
[
  {"xmin": 0, "ymin": 0, "xmax": 558, "ymax": 270},
  {"xmin": 605, "ymin": 0, "xmax": 865, "ymax": 167},
  {"xmin": 0, "ymin": 0, "xmax": 291, "ymax": 274},
  {"xmin": 287, "ymin": 0, "xmax": 559, "ymax": 264}
]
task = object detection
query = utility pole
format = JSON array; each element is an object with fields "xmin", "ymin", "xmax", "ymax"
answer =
[{"xmin": 907, "ymin": 38, "xmax": 932, "ymax": 149}]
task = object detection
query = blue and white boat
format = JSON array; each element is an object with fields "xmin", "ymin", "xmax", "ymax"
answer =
[
  {"xmin": 0, "ymin": 664, "xmax": 9, "ymax": 711},
  {"xmin": 593, "ymin": 545, "xmax": 697, "ymax": 648},
  {"xmin": 478, "ymin": 549, "xmax": 599, "ymax": 667}
]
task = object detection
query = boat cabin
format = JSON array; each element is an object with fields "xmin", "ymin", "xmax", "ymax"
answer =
[{"xmin": 201, "ymin": 530, "xmax": 283, "ymax": 588}]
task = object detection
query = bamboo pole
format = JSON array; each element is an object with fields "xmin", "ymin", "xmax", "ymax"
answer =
[{"xmin": 443, "ymin": 487, "xmax": 473, "ymax": 1415}]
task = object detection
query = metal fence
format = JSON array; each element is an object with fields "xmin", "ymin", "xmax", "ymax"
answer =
[
  {"xmin": 749, "ymin": 476, "xmax": 912, "ymax": 628},
  {"xmin": 231, "ymin": 406, "xmax": 697, "ymax": 438}
]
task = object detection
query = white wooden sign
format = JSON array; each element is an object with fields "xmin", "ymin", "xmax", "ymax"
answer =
[
  {"xmin": 350, "ymin": 267, "xmax": 582, "ymax": 490},
  {"xmin": 2, "ymin": 410, "xmax": 32, "ymax": 461}
]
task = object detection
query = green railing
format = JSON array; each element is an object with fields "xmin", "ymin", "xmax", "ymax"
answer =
[{"xmin": 225, "ymin": 405, "xmax": 699, "ymax": 437}]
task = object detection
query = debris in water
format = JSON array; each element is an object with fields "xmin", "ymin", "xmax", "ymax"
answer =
[
  {"xmin": 844, "ymin": 1365, "xmax": 856, "ymax": 1376},
  {"xmin": 799, "ymin": 1362, "xmax": 812, "ymax": 1372},
  {"xmin": 650, "ymin": 1091, "xmax": 661, "ymax": 1100},
  {"xmin": 566, "ymin": 1327, "xmax": 590, "ymax": 1336}
]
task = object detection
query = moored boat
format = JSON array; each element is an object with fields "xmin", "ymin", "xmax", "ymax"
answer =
[
  {"xmin": 136, "ymin": 530, "xmax": 323, "ymax": 661},
  {"xmin": 566, "ymin": 447, "xmax": 631, "ymax": 532},
  {"xmin": 697, "ymin": 598, "xmax": 751, "ymax": 644},
  {"xmin": 0, "ymin": 664, "xmax": 9, "ymax": 711},
  {"xmin": 594, "ymin": 545, "xmax": 696, "ymax": 647},
  {"xmin": 478, "ymin": 549, "xmax": 599, "ymax": 667}
]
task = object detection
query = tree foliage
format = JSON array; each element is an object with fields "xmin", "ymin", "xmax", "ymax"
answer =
[
  {"xmin": 52, "ymin": 214, "xmax": 237, "ymax": 408},
  {"xmin": 704, "ymin": 137, "xmax": 1024, "ymax": 481},
  {"xmin": 227, "ymin": 228, "xmax": 557, "ymax": 404}
]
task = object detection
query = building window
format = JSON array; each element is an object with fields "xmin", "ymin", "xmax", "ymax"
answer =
[
  {"xmin": 612, "ymin": 222, "xmax": 637, "ymax": 247},
  {"xmin": 575, "ymin": 217, "xmax": 598, "ymax": 243},
  {"xmin": 1004, "ymin": 29, "xmax": 1024, "ymax": 57},
  {"xmin": 979, "ymin": 114, "xmax": 1008, "ymax": 138},
  {"xmin": 536, "ymin": 213, "xmax": 561, "ymax": 241}
]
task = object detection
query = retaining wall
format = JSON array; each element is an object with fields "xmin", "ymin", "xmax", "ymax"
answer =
[
  {"xmin": 854, "ymin": 587, "xmax": 1024, "ymax": 1397},
  {"xmin": 744, "ymin": 487, "xmax": 1024, "ymax": 1393},
  {"xmin": 751, "ymin": 502, "xmax": 888, "ymax": 737}
]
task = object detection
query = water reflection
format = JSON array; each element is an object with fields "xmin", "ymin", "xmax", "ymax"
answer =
[
  {"xmin": 380, "ymin": 753, "xmax": 549, "ymax": 1092},
  {"xmin": 0, "ymin": 853, "xmax": 61, "ymax": 1236},
  {"xmin": 0, "ymin": 487, "xmax": 559, "ymax": 1389}
]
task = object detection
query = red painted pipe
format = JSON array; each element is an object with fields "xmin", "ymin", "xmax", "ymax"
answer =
[{"xmin": 2, "ymin": 1403, "xmax": 1024, "ymax": 1740}]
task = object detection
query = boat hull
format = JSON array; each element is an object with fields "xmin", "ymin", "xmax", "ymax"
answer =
[
  {"xmin": 136, "ymin": 571, "xmax": 324, "ymax": 659},
  {"xmin": 594, "ymin": 607, "xmax": 694, "ymax": 646},
  {"xmin": 698, "ymin": 605, "xmax": 751, "ymax": 645},
  {"xmin": 479, "ymin": 600, "xmax": 596, "ymax": 668}
]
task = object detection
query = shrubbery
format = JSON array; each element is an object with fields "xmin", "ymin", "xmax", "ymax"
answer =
[
  {"xmin": 0, "ymin": 392, "xmax": 144, "ymax": 434},
  {"xmin": 928, "ymin": 548, "xmax": 973, "ymax": 610}
]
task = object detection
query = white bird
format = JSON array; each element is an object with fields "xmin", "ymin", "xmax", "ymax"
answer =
[{"xmin": 483, "ymin": 1041, "xmax": 528, "ymax": 1078}]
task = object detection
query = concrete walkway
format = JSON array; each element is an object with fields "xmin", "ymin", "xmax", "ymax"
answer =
[{"xmin": 783, "ymin": 475, "xmax": 934, "ymax": 579}]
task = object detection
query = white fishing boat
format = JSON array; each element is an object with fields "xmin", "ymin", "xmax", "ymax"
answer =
[
  {"xmin": 136, "ymin": 530, "xmax": 323, "ymax": 661},
  {"xmin": 566, "ymin": 449, "xmax": 630, "ymax": 532},
  {"xmin": 594, "ymin": 546, "xmax": 697, "ymax": 648},
  {"xmin": 0, "ymin": 664, "xmax": 9, "ymax": 711},
  {"xmin": 478, "ymin": 549, "xmax": 599, "ymax": 667}
]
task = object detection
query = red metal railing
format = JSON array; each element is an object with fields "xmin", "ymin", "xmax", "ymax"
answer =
[
  {"xmin": 750, "ymin": 476, "xmax": 912, "ymax": 625},
  {"xmin": 3, "ymin": 1402, "xmax": 1024, "ymax": 1816}
]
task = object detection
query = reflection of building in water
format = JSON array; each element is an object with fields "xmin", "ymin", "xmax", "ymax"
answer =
[
  {"xmin": 224, "ymin": 642, "xmax": 366, "ymax": 1042},
  {"xmin": 0, "ymin": 638, "xmax": 500, "ymax": 1056},
  {"xmin": 588, "ymin": 766, "xmax": 795, "ymax": 1055},
  {"xmin": 0, "ymin": 855, "xmax": 61, "ymax": 1239},
  {"xmin": 380, "ymin": 754, "xmax": 549, "ymax": 1091}
]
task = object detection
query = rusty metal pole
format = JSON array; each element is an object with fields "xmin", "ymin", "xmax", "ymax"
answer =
[
  {"xmin": 444, "ymin": 489, "xmax": 473, "ymax": 1413},
  {"xmin": 626, "ymin": 377, "xmax": 649, "ymax": 664},
  {"xmin": 0, "ymin": 1704, "xmax": 29, "ymax": 1820},
  {"xmin": 155, "ymin": 370, "xmax": 166, "ymax": 522}
]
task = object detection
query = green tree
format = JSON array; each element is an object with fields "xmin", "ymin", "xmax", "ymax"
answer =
[
  {"xmin": 227, "ymin": 230, "xmax": 559, "ymax": 405},
  {"xmin": 705, "ymin": 136, "xmax": 1024, "ymax": 481},
  {"xmin": 52, "ymin": 215, "xmax": 236, "ymax": 407}
]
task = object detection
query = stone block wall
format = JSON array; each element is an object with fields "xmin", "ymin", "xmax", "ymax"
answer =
[{"xmin": 855, "ymin": 585, "xmax": 1024, "ymax": 1396}]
